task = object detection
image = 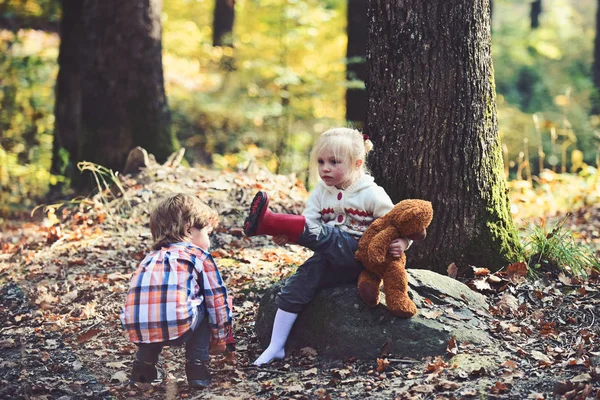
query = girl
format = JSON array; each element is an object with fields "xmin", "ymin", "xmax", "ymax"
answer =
[{"xmin": 243, "ymin": 127, "xmax": 411, "ymax": 366}]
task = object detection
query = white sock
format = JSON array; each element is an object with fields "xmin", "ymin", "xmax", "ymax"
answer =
[{"xmin": 253, "ymin": 309, "xmax": 298, "ymax": 366}]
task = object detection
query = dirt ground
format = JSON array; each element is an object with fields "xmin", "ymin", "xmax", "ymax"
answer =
[{"xmin": 1, "ymin": 163, "xmax": 599, "ymax": 399}]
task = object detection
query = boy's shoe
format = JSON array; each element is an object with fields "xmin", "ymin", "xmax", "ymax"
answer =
[
  {"xmin": 186, "ymin": 360, "xmax": 211, "ymax": 389},
  {"xmin": 243, "ymin": 191, "xmax": 306, "ymax": 243},
  {"xmin": 130, "ymin": 359, "xmax": 164, "ymax": 384}
]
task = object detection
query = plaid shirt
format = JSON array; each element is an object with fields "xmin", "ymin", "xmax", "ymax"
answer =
[{"xmin": 120, "ymin": 242, "xmax": 232, "ymax": 345}]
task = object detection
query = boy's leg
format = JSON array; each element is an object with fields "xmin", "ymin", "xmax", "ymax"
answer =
[
  {"xmin": 184, "ymin": 309, "xmax": 212, "ymax": 388},
  {"xmin": 131, "ymin": 343, "xmax": 163, "ymax": 383},
  {"xmin": 254, "ymin": 254, "xmax": 325, "ymax": 365}
]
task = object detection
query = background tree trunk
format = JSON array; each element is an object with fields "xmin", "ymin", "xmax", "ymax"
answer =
[
  {"xmin": 530, "ymin": 0, "xmax": 542, "ymax": 29},
  {"xmin": 213, "ymin": 0, "xmax": 235, "ymax": 47},
  {"xmin": 212, "ymin": 0, "xmax": 236, "ymax": 70},
  {"xmin": 592, "ymin": 0, "xmax": 600, "ymax": 114},
  {"xmin": 366, "ymin": 0, "xmax": 522, "ymax": 274},
  {"xmin": 80, "ymin": 0, "xmax": 175, "ymax": 173},
  {"xmin": 51, "ymin": 0, "xmax": 83, "ymax": 187},
  {"xmin": 345, "ymin": 0, "xmax": 367, "ymax": 129}
]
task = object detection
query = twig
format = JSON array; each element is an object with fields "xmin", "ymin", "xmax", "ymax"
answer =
[
  {"xmin": 240, "ymin": 365, "xmax": 288, "ymax": 374},
  {"xmin": 386, "ymin": 359, "xmax": 420, "ymax": 364}
]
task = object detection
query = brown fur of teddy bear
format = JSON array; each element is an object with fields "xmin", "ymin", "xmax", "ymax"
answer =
[{"xmin": 355, "ymin": 199, "xmax": 433, "ymax": 318}]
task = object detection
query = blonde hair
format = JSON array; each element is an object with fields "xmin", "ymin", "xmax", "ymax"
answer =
[
  {"xmin": 150, "ymin": 193, "xmax": 219, "ymax": 250},
  {"xmin": 309, "ymin": 127, "xmax": 374, "ymax": 182}
]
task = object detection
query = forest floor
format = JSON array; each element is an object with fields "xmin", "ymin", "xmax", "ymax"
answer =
[{"xmin": 0, "ymin": 159, "xmax": 599, "ymax": 400}]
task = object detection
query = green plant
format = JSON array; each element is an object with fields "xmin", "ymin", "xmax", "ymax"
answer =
[{"xmin": 523, "ymin": 216, "xmax": 600, "ymax": 278}]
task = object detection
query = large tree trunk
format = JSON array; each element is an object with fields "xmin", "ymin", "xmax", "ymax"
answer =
[
  {"xmin": 345, "ymin": 0, "xmax": 367, "ymax": 129},
  {"xmin": 51, "ymin": 0, "xmax": 83, "ymax": 186},
  {"xmin": 366, "ymin": 0, "xmax": 522, "ymax": 274},
  {"xmin": 80, "ymin": 0, "xmax": 174, "ymax": 172}
]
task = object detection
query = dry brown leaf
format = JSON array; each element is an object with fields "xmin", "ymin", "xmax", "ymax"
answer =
[
  {"xmin": 446, "ymin": 337, "xmax": 458, "ymax": 356},
  {"xmin": 376, "ymin": 358, "xmax": 390, "ymax": 372},
  {"xmin": 447, "ymin": 262, "xmax": 458, "ymax": 278},
  {"xmin": 502, "ymin": 360, "xmax": 518, "ymax": 369},
  {"xmin": 75, "ymin": 328, "xmax": 101, "ymax": 344},
  {"xmin": 506, "ymin": 261, "xmax": 528, "ymax": 282},
  {"xmin": 473, "ymin": 267, "xmax": 491, "ymax": 276}
]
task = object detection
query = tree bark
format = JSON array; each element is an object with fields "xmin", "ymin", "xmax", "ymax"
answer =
[
  {"xmin": 592, "ymin": 0, "xmax": 600, "ymax": 114},
  {"xmin": 80, "ymin": 0, "xmax": 175, "ymax": 172},
  {"xmin": 51, "ymin": 0, "xmax": 83, "ymax": 185},
  {"xmin": 366, "ymin": 0, "xmax": 522, "ymax": 274},
  {"xmin": 345, "ymin": 0, "xmax": 367, "ymax": 129},
  {"xmin": 213, "ymin": 0, "xmax": 235, "ymax": 47},
  {"xmin": 530, "ymin": 0, "xmax": 542, "ymax": 29}
]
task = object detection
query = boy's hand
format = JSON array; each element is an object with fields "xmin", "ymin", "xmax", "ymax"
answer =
[
  {"xmin": 273, "ymin": 235, "xmax": 289, "ymax": 246},
  {"xmin": 388, "ymin": 238, "xmax": 409, "ymax": 258},
  {"xmin": 210, "ymin": 342, "xmax": 227, "ymax": 355}
]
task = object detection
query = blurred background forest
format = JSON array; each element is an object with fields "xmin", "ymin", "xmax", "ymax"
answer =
[{"xmin": 1, "ymin": 0, "xmax": 600, "ymax": 216}]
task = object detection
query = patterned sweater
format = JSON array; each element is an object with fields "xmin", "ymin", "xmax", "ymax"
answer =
[
  {"xmin": 120, "ymin": 242, "xmax": 232, "ymax": 345},
  {"xmin": 302, "ymin": 174, "xmax": 395, "ymax": 239}
]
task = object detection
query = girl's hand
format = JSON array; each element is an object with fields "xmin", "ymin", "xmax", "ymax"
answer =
[
  {"xmin": 388, "ymin": 238, "xmax": 409, "ymax": 258},
  {"xmin": 273, "ymin": 235, "xmax": 289, "ymax": 246}
]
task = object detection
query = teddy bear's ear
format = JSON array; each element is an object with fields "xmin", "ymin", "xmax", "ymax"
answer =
[
  {"xmin": 368, "ymin": 226, "xmax": 398, "ymax": 265},
  {"xmin": 391, "ymin": 200, "xmax": 433, "ymax": 235}
]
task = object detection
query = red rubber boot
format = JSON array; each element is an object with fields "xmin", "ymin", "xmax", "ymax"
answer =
[{"xmin": 243, "ymin": 192, "xmax": 306, "ymax": 243}]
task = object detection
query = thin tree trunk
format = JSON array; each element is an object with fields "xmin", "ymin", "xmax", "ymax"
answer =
[
  {"xmin": 51, "ymin": 0, "xmax": 83, "ymax": 186},
  {"xmin": 366, "ymin": 0, "xmax": 522, "ymax": 274},
  {"xmin": 530, "ymin": 0, "xmax": 542, "ymax": 29},
  {"xmin": 592, "ymin": 0, "xmax": 600, "ymax": 114},
  {"xmin": 80, "ymin": 0, "xmax": 174, "ymax": 172},
  {"xmin": 346, "ymin": 0, "xmax": 367, "ymax": 130},
  {"xmin": 213, "ymin": 0, "xmax": 235, "ymax": 47}
]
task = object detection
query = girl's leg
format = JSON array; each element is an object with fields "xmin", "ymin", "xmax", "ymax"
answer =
[
  {"xmin": 253, "ymin": 309, "xmax": 298, "ymax": 366},
  {"xmin": 254, "ymin": 254, "xmax": 326, "ymax": 365},
  {"xmin": 299, "ymin": 223, "xmax": 364, "ymax": 286}
]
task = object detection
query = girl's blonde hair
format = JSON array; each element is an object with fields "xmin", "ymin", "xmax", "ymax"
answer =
[
  {"xmin": 150, "ymin": 193, "xmax": 219, "ymax": 250},
  {"xmin": 309, "ymin": 127, "xmax": 374, "ymax": 182}
]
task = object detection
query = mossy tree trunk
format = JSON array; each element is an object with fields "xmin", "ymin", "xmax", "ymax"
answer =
[
  {"xmin": 366, "ymin": 0, "xmax": 523, "ymax": 274},
  {"xmin": 345, "ymin": 0, "xmax": 367, "ymax": 129},
  {"xmin": 80, "ymin": 0, "xmax": 175, "ymax": 173}
]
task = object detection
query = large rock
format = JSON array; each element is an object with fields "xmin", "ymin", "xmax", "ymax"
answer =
[{"xmin": 255, "ymin": 269, "xmax": 494, "ymax": 360}]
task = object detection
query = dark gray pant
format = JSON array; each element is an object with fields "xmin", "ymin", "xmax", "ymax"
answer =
[
  {"xmin": 135, "ymin": 305, "xmax": 211, "ymax": 363},
  {"xmin": 276, "ymin": 223, "xmax": 364, "ymax": 313}
]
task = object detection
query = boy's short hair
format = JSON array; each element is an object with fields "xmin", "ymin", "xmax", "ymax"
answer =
[{"xmin": 150, "ymin": 193, "xmax": 219, "ymax": 250}]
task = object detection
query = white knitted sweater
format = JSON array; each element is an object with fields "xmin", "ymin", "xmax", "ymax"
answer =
[{"xmin": 302, "ymin": 174, "xmax": 394, "ymax": 238}]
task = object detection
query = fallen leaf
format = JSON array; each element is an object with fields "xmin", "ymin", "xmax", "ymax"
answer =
[
  {"xmin": 447, "ymin": 263, "xmax": 458, "ymax": 278},
  {"xmin": 111, "ymin": 371, "xmax": 129, "ymax": 383},
  {"xmin": 376, "ymin": 358, "xmax": 390, "ymax": 372},
  {"xmin": 446, "ymin": 337, "xmax": 458, "ymax": 356}
]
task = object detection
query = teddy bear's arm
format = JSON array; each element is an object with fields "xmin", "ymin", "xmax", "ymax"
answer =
[{"xmin": 368, "ymin": 226, "xmax": 399, "ymax": 265}]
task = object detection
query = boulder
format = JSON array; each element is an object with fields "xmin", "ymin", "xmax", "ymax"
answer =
[{"xmin": 255, "ymin": 269, "xmax": 494, "ymax": 360}]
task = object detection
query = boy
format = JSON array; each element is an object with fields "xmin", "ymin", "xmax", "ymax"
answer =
[{"xmin": 120, "ymin": 193, "xmax": 233, "ymax": 388}]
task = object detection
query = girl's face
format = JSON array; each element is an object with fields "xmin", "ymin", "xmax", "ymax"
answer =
[
  {"xmin": 190, "ymin": 225, "xmax": 212, "ymax": 250},
  {"xmin": 317, "ymin": 148, "xmax": 354, "ymax": 189}
]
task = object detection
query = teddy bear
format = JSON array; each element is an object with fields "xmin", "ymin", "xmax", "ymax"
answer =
[{"xmin": 355, "ymin": 199, "xmax": 433, "ymax": 318}]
